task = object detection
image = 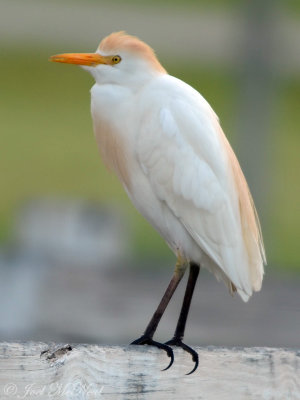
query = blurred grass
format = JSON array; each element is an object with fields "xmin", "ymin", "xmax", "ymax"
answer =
[
  {"xmin": 67, "ymin": 0, "xmax": 299, "ymax": 14},
  {"xmin": 0, "ymin": 48, "xmax": 299, "ymax": 269},
  {"xmin": 269, "ymin": 79, "xmax": 300, "ymax": 271}
]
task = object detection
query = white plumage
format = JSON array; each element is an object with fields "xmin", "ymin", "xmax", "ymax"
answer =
[{"xmin": 51, "ymin": 32, "xmax": 266, "ymax": 302}]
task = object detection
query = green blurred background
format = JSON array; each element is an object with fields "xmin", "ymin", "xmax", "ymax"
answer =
[{"xmin": 1, "ymin": 0, "xmax": 299, "ymax": 271}]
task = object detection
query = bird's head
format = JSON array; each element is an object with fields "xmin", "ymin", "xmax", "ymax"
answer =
[{"xmin": 50, "ymin": 31, "xmax": 166, "ymax": 87}]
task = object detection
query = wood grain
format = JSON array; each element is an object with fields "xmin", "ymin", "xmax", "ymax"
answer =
[{"xmin": 0, "ymin": 342, "xmax": 299, "ymax": 399}]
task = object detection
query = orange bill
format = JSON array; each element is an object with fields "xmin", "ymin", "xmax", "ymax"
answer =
[{"xmin": 49, "ymin": 53, "xmax": 107, "ymax": 66}]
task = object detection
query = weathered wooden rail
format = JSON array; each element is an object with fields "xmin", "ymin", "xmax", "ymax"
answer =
[{"xmin": 0, "ymin": 342, "xmax": 299, "ymax": 399}]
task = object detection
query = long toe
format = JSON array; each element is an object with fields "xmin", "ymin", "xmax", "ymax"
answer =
[
  {"xmin": 165, "ymin": 338, "xmax": 199, "ymax": 375},
  {"xmin": 131, "ymin": 335, "xmax": 174, "ymax": 371},
  {"xmin": 131, "ymin": 334, "xmax": 151, "ymax": 345}
]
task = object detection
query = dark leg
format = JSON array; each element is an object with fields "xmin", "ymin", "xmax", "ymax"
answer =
[
  {"xmin": 131, "ymin": 263, "xmax": 186, "ymax": 370},
  {"xmin": 165, "ymin": 262, "xmax": 200, "ymax": 374}
]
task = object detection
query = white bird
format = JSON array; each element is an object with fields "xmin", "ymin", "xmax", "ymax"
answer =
[{"xmin": 50, "ymin": 31, "xmax": 266, "ymax": 374}]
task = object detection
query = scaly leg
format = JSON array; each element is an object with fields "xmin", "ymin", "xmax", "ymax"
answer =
[
  {"xmin": 165, "ymin": 262, "xmax": 200, "ymax": 374},
  {"xmin": 131, "ymin": 261, "xmax": 187, "ymax": 370}
]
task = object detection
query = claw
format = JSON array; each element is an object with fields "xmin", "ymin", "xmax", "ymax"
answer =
[
  {"xmin": 131, "ymin": 335, "xmax": 174, "ymax": 371},
  {"xmin": 165, "ymin": 337, "xmax": 199, "ymax": 375}
]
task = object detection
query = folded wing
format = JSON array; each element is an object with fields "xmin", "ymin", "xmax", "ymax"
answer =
[{"xmin": 136, "ymin": 76, "xmax": 265, "ymax": 300}]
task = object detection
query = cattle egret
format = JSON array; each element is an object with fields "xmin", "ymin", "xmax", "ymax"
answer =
[{"xmin": 50, "ymin": 31, "xmax": 266, "ymax": 374}]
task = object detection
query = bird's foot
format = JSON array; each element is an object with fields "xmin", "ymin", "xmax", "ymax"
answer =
[
  {"xmin": 131, "ymin": 334, "xmax": 174, "ymax": 371},
  {"xmin": 165, "ymin": 337, "xmax": 199, "ymax": 375}
]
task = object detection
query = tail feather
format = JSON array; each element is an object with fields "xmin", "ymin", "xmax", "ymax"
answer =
[{"xmin": 217, "ymin": 124, "xmax": 266, "ymax": 297}]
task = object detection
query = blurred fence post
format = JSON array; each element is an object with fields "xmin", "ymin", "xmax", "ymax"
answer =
[{"xmin": 237, "ymin": 0, "xmax": 278, "ymax": 222}]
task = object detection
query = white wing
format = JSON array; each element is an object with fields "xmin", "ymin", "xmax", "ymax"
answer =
[{"xmin": 136, "ymin": 75, "xmax": 265, "ymax": 300}]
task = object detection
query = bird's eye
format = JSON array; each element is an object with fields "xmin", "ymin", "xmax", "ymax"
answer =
[{"xmin": 111, "ymin": 55, "xmax": 121, "ymax": 65}]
